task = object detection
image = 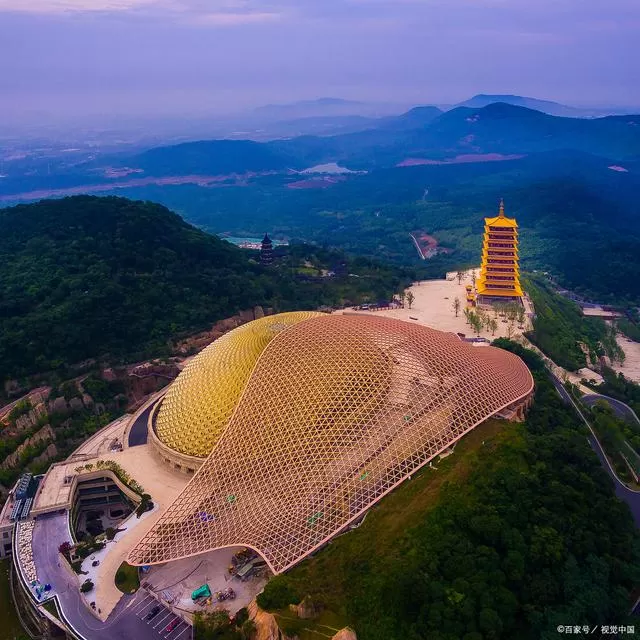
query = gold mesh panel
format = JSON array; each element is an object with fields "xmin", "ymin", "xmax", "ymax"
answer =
[
  {"xmin": 130, "ymin": 315, "xmax": 534, "ymax": 573},
  {"xmin": 156, "ymin": 311, "xmax": 324, "ymax": 457}
]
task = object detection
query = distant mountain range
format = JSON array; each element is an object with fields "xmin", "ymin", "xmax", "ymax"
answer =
[
  {"xmin": 245, "ymin": 94, "xmax": 639, "ymax": 136},
  {"xmin": 2, "ymin": 100, "xmax": 640, "ymax": 199},
  {"xmin": 2, "ymin": 97, "xmax": 640, "ymax": 306},
  {"xmin": 133, "ymin": 139, "xmax": 291, "ymax": 176},
  {"xmin": 250, "ymin": 97, "xmax": 410, "ymax": 121},
  {"xmin": 126, "ymin": 101, "xmax": 639, "ymax": 175},
  {"xmin": 454, "ymin": 94, "xmax": 603, "ymax": 118}
]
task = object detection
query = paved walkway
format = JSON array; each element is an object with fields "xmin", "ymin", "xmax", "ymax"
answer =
[{"xmin": 333, "ymin": 267, "xmax": 530, "ymax": 341}]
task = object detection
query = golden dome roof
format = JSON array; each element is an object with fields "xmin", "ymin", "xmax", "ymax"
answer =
[{"xmin": 155, "ymin": 311, "xmax": 324, "ymax": 457}]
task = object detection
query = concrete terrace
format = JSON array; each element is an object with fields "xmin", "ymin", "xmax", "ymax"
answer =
[{"xmin": 334, "ymin": 268, "xmax": 532, "ymax": 340}]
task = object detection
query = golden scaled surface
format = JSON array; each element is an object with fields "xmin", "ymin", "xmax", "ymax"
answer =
[
  {"xmin": 155, "ymin": 311, "xmax": 324, "ymax": 457},
  {"xmin": 131, "ymin": 315, "xmax": 534, "ymax": 573}
]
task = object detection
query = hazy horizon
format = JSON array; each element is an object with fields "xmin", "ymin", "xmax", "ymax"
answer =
[{"xmin": 1, "ymin": 0, "xmax": 639, "ymax": 128}]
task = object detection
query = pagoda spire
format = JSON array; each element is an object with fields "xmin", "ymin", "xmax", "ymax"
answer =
[{"xmin": 499, "ymin": 198, "xmax": 505, "ymax": 218}]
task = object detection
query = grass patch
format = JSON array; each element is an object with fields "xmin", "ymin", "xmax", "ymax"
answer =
[
  {"xmin": 272, "ymin": 608, "xmax": 349, "ymax": 640},
  {"xmin": 115, "ymin": 561, "xmax": 140, "ymax": 594},
  {"xmin": 41, "ymin": 599, "xmax": 59, "ymax": 620},
  {"xmin": 0, "ymin": 559, "xmax": 29, "ymax": 640}
]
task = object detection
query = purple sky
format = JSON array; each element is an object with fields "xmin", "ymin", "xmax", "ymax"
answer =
[{"xmin": 1, "ymin": 0, "xmax": 639, "ymax": 124}]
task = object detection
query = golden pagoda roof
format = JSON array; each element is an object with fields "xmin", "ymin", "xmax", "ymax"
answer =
[
  {"xmin": 155, "ymin": 311, "xmax": 324, "ymax": 458},
  {"xmin": 130, "ymin": 315, "xmax": 534, "ymax": 573},
  {"xmin": 484, "ymin": 199, "xmax": 518, "ymax": 228}
]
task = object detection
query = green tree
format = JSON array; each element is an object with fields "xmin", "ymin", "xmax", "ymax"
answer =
[{"xmin": 80, "ymin": 579, "xmax": 94, "ymax": 593}]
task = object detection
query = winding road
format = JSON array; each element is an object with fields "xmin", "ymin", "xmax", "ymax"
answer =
[
  {"xmin": 548, "ymin": 373, "xmax": 640, "ymax": 527},
  {"xmin": 581, "ymin": 393, "xmax": 640, "ymax": 427}
]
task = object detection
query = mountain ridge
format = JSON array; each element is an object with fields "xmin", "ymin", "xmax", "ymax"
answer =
[{"xmin": 455, "ymin": 93, "xmax": 592, "ymax": 117}]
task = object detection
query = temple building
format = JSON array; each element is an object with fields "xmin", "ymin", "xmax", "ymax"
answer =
[
  {"xmin": 476, "ymin": 200, "xmax": 523, "ymax": 303},
  {"xmin": 260, "ymin": 233, "xmax": 273, "ymax": 266}
]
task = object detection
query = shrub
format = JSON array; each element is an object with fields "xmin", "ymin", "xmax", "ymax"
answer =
[
  {"xmin": 70, "ymin": 560, "xmax": 84, "ymax": 574},
  {"xmin": 256, "ymin": 579, "xmax": 300, "ymax": 611},
  {"xmin": 80, "ymin": 579, "xmax": 94, "ymax": 593},
  {"xmin": 193, "ymin": 611, "xmax": 241, "ymax": 638},
  {"xmin": 86, "ymin": 520, "xmax": 104, "ymax": 536},
  {"xmin": 278, "ymin": 617, "xmax": 305, "ymax": 636},
  {"xmin": 8, "ymin": 399, "xmax": 32, "ymax": 424},
  {"xmin": 58, "ymin": 541, "xmax": 72, "ymax": 556},
  {"xmin": 105, "ymin": 527, "xmax": 116, "ymax": 540},
  {"xmin": 136, "ymin": 494, "xmax": 153, "ymax": 518},
  {"xmin": 235, "ymin": 607, "xmax": 249, "ymax": 626},
  {"xmin": 114, "ymin": 561, "xmax": 140, "ymax": 594},
  {"xmin": 240, "ymin": 619, "xmax": 256, "ymax": 639}
]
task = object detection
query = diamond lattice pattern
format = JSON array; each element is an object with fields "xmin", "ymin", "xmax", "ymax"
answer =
[
  {"xmin": 130, "ymin": 315, "xmax": 533, "ymax": 573},
  {"xmin": 156, "ymin": 311, "xmax": 324, "ymax": 457}
]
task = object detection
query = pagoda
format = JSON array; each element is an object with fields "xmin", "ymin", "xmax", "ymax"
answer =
[
  {"xmin": 476, "ymin": 199, "xmax": 523, "ymax": 303},
  {"xmin": 260, "ymin": 233, "xmax": 273, "ymax": 266}
]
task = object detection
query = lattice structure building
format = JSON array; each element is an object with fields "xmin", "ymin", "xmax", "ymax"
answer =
[
  {"xmin": 477, "ymin": 199, "xmax": 523, "ymax": 303},
  {"xmin": 130, "ymin": 314, "xmax": 533, "ymax": 573},
  {"xmin": 156, "ymin": 311, "xmax": 323, "ymax": 458}
]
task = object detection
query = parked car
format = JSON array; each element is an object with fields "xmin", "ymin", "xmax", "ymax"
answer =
[
  {"xmin": 145, "ymin": 605, "xmax": 161, "ymax": 620},
  {"xmin": 166, "ymin": 618, "xmax": 180, "ymax": 632}
]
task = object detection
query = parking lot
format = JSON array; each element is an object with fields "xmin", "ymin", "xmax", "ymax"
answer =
[{"xmin": 131, "ymin": 593, "xmax": 192, "ymax": 640}]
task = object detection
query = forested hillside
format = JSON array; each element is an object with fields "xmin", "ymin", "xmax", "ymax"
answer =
[
  {"xmin": 523, "ymin": 276, "xmax": 621, "ymax": 371},
  {"xmin": 111, "ymin": 150, "xmax": 640, "ymax": 305},
  {"xmin": 132, "ymin": 139, "xmax": 293, "ymax": 176},
  {"xmin": 0, "ymin": 196, "xmax": 414, "ymax": 381},
  {"xmin": 258, "ymin": 343, "xmax": 640, "ymax": 640}
]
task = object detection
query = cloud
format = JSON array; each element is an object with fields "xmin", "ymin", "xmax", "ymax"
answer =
[
  {"xmin": 4, "ymin": 0, "xmax": 640, "ymax": 29},
  {"xmin": 0, "ymin": 0, "xmax": 292, "ymax": 28},
  {"xmin": 0, "ymin": 0, "xmax": 160, "ymax": 12},
  {"xmin": 195, "ymin": 12, "xmax": 279, "ymax": 25}
]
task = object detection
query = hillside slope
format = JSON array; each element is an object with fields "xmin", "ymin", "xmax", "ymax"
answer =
[
  {"xmin": 132, "ymin": 139, "xmax": 293, "ymax": 176},
  {"xmin": 420, "ymin": 103, "xmax": 640, "ymax": 159},
  {"xmin": 0, "ymin": 196, "xmax": 413, "ymax": 380}
]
